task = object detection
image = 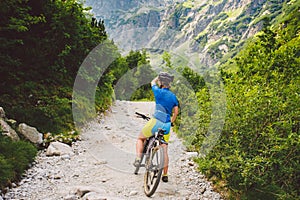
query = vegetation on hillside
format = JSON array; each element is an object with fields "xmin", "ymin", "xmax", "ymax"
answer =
[{"xmin": 178, "ymin": 3, "xmax": 300, "ymax": 199}]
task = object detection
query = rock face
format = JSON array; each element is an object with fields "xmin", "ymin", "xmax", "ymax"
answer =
[
  {"xmin": 86, "ymin": 0, "xmax": 178, "ymax": 31},
  {"xmin": 85, "ymin": 0, "xmax": 286, "ymax": 65},
  {"xmin": 18, "ymin": 123, "xmax": 43, "ymax": 145},
  {"xmin": 85, "ymin": 0, "xmax": 180, "ymax": 52}
]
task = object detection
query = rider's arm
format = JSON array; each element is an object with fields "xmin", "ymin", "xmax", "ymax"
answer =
[
  {"xmin": 151, "ymin": 76, "xmax": 159, "ymax": 86},
  {"xmin": 171, "ymin": 106, "xmax": 179, "ymax": 123}
]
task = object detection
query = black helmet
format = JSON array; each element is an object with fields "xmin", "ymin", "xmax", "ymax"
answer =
[{"xmin": 158, "ymin": 72, "xmax": 174, "ymax": 86}]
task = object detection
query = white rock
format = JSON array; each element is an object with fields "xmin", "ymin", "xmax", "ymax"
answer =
[
  {"xmin": 82, "ymin": 192, "xmax": 107, "ymax": 200},
  {"xmin": 46, "ymin": 141, "xmax": 74, "ymax": 156},
  {"xmin": 0, "ymin": 119, "xmax": 20, "ymax": 141},
  {"xmin": 129, "ymin": 191, "xmax": 138, "ymax": 196},
  {"xmin": 73, "ymin": 186, "xmax": 106, "ymax": 198},
  {"xmin": 18, "ymin": 123, "xmax": 43, "ymax": 144},
  {"xmin": 61, "ymin": 154, "xmax": 71, "ymax": 160}
]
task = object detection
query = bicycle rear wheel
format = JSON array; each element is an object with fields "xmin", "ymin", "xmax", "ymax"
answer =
[{"xmin": 144, "ymin": 146, "xmax": 164, "ymax": 197}]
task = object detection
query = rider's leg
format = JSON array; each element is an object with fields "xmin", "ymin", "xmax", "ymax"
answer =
[
  {"xmin": 137, "ymin": 118, "xmax": 155, "ymax": 158},
  {"xmin": 136, "ymin": 132, "xmax": 146, "ymax": 158},
  {"xmin": 162, "ymin": 144, "xmax": 169, "ymax": 175}
]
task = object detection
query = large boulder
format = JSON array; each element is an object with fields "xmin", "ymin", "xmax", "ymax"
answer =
[
  {"xmin": 0, "ymin": 119, "xmax": 20, "ymax": 141},
  {"xmin": 46, "ymin": 141, "xmax": 74, "ymax": 156},
  {"xmin": 18, "ymin": 123, "xmax": 43, "ymax": 145}
]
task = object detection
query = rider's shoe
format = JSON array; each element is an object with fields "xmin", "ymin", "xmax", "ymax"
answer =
[
  {"xmin": 162, "ymin": 175, "xmax": 168, "ymax": 182},
  {"xmin": 133, "ymin": 158, "xmax": 141, "ymax": 167}
]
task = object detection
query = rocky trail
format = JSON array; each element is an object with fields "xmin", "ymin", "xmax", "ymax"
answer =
[{"xmin": 3, "ymin": 101, "xmax": 222, "ymax": 200}]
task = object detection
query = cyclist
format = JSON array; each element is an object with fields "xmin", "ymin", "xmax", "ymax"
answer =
[{"xmin": 134, "ymin": 72, "xmax": 179, "ymax": 183}]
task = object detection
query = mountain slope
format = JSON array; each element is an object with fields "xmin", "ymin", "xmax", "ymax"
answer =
[
  {"xmin": 84, "ymin": 0, "xmax": 288, "ymax": 66},
  {"xmin": 85, "ymin": 0, "xmax": 181, "ymax": 33},
  {"xmin": 150, "ymin": 0, "xmax": 287, "ymax": 66}
]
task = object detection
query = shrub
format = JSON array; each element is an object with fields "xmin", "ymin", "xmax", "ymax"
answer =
[{"xmin": 0, "ymin": 136, "xmax": 37, "ymax": 189}]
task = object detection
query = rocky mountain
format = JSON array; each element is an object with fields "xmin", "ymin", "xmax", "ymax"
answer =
[
  {"xmin": 85, "ymin": 0, "xmax": 181, "ymax": 28},
  {"xmin": 84, "ymin": 0, "xmax": 289, "ymax": 66}
]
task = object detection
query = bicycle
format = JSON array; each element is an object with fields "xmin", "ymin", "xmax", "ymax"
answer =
[{"xmin": 134, "ymin": 112, "xmax": 167, "ymax": 197}]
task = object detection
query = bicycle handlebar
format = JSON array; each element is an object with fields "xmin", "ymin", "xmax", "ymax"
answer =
[
  {"xmin": 135, "ymin": 112, "xmax": 151, "ymax": 121},
  {"xmin": 135, "ymin": 112, "xmax": 174, "ymax": 126}
]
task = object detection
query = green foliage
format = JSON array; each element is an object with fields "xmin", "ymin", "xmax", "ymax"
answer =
[
  {"xmin": 192, "ymin": 7, "xmax": 300, "ymax": 199},
  {"xmin": 178, "ymin": 66, "xmax": 206, "ymax": 92},
  {"xmin": 114, "ymin": 50, "xmax": 156, "ymax": 101},
  {"xmin": 162, "ymin": 51, "xmax": 173, "ymax": 69},
  {"xmin": 0, "ymin": 136, "xmax": 37, "ymax": 189},
  {"xmin": 44, "ymin": 131, "xmax": 80, "ymax": 145},
  {"xmin": 0, "ymin": 0, "xmax": 117, "ymax": 133},
  {"xmin": 130, "ymin": 62, "xmax": 156, "ymax": 101},
  {"xmin": 171, "ymin": 66, "xmax": 209, "ymax": 149}
]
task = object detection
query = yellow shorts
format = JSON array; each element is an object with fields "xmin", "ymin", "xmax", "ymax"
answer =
[{"xmin": 141, "ymin": 118, "xmax": 171, "ymax": 143}]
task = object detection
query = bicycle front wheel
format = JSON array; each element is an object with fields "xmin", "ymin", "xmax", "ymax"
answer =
[{"xmin": 144, "ymin": 146, "xmax": 164, "ymax": 197}]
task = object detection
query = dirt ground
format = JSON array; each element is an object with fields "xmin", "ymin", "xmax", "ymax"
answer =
[{"xmin": 4, "ymin": 101, "xmax": 222, "ymax": 200}]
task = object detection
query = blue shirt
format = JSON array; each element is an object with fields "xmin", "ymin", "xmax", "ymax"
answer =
[{"xmin": 152, "ymin": 85, "xmax": 179, "ymax": 122}]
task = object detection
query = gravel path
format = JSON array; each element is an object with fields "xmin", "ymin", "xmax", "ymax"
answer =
[{"xmin": 3, "ymin": 101, "xmax": 222, "ymax": 200}]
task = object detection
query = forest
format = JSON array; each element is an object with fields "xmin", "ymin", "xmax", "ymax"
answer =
[{"xmin": 0, "ymin": 0, "xmax": 299, "ymax": 199}]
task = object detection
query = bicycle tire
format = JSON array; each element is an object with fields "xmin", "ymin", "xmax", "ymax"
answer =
[{"xmin": 143, "ymin": 146, "xmax": 164, "ymax": 197}]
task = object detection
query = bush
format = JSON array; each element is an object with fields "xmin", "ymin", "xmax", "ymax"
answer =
[
  {"xmin": 0, "ymin": 155, "xmax": 14, "ymax": 188},
  {"xmin": 0, "ymin": 136, "xmax": 37, "ymax": 189}
]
